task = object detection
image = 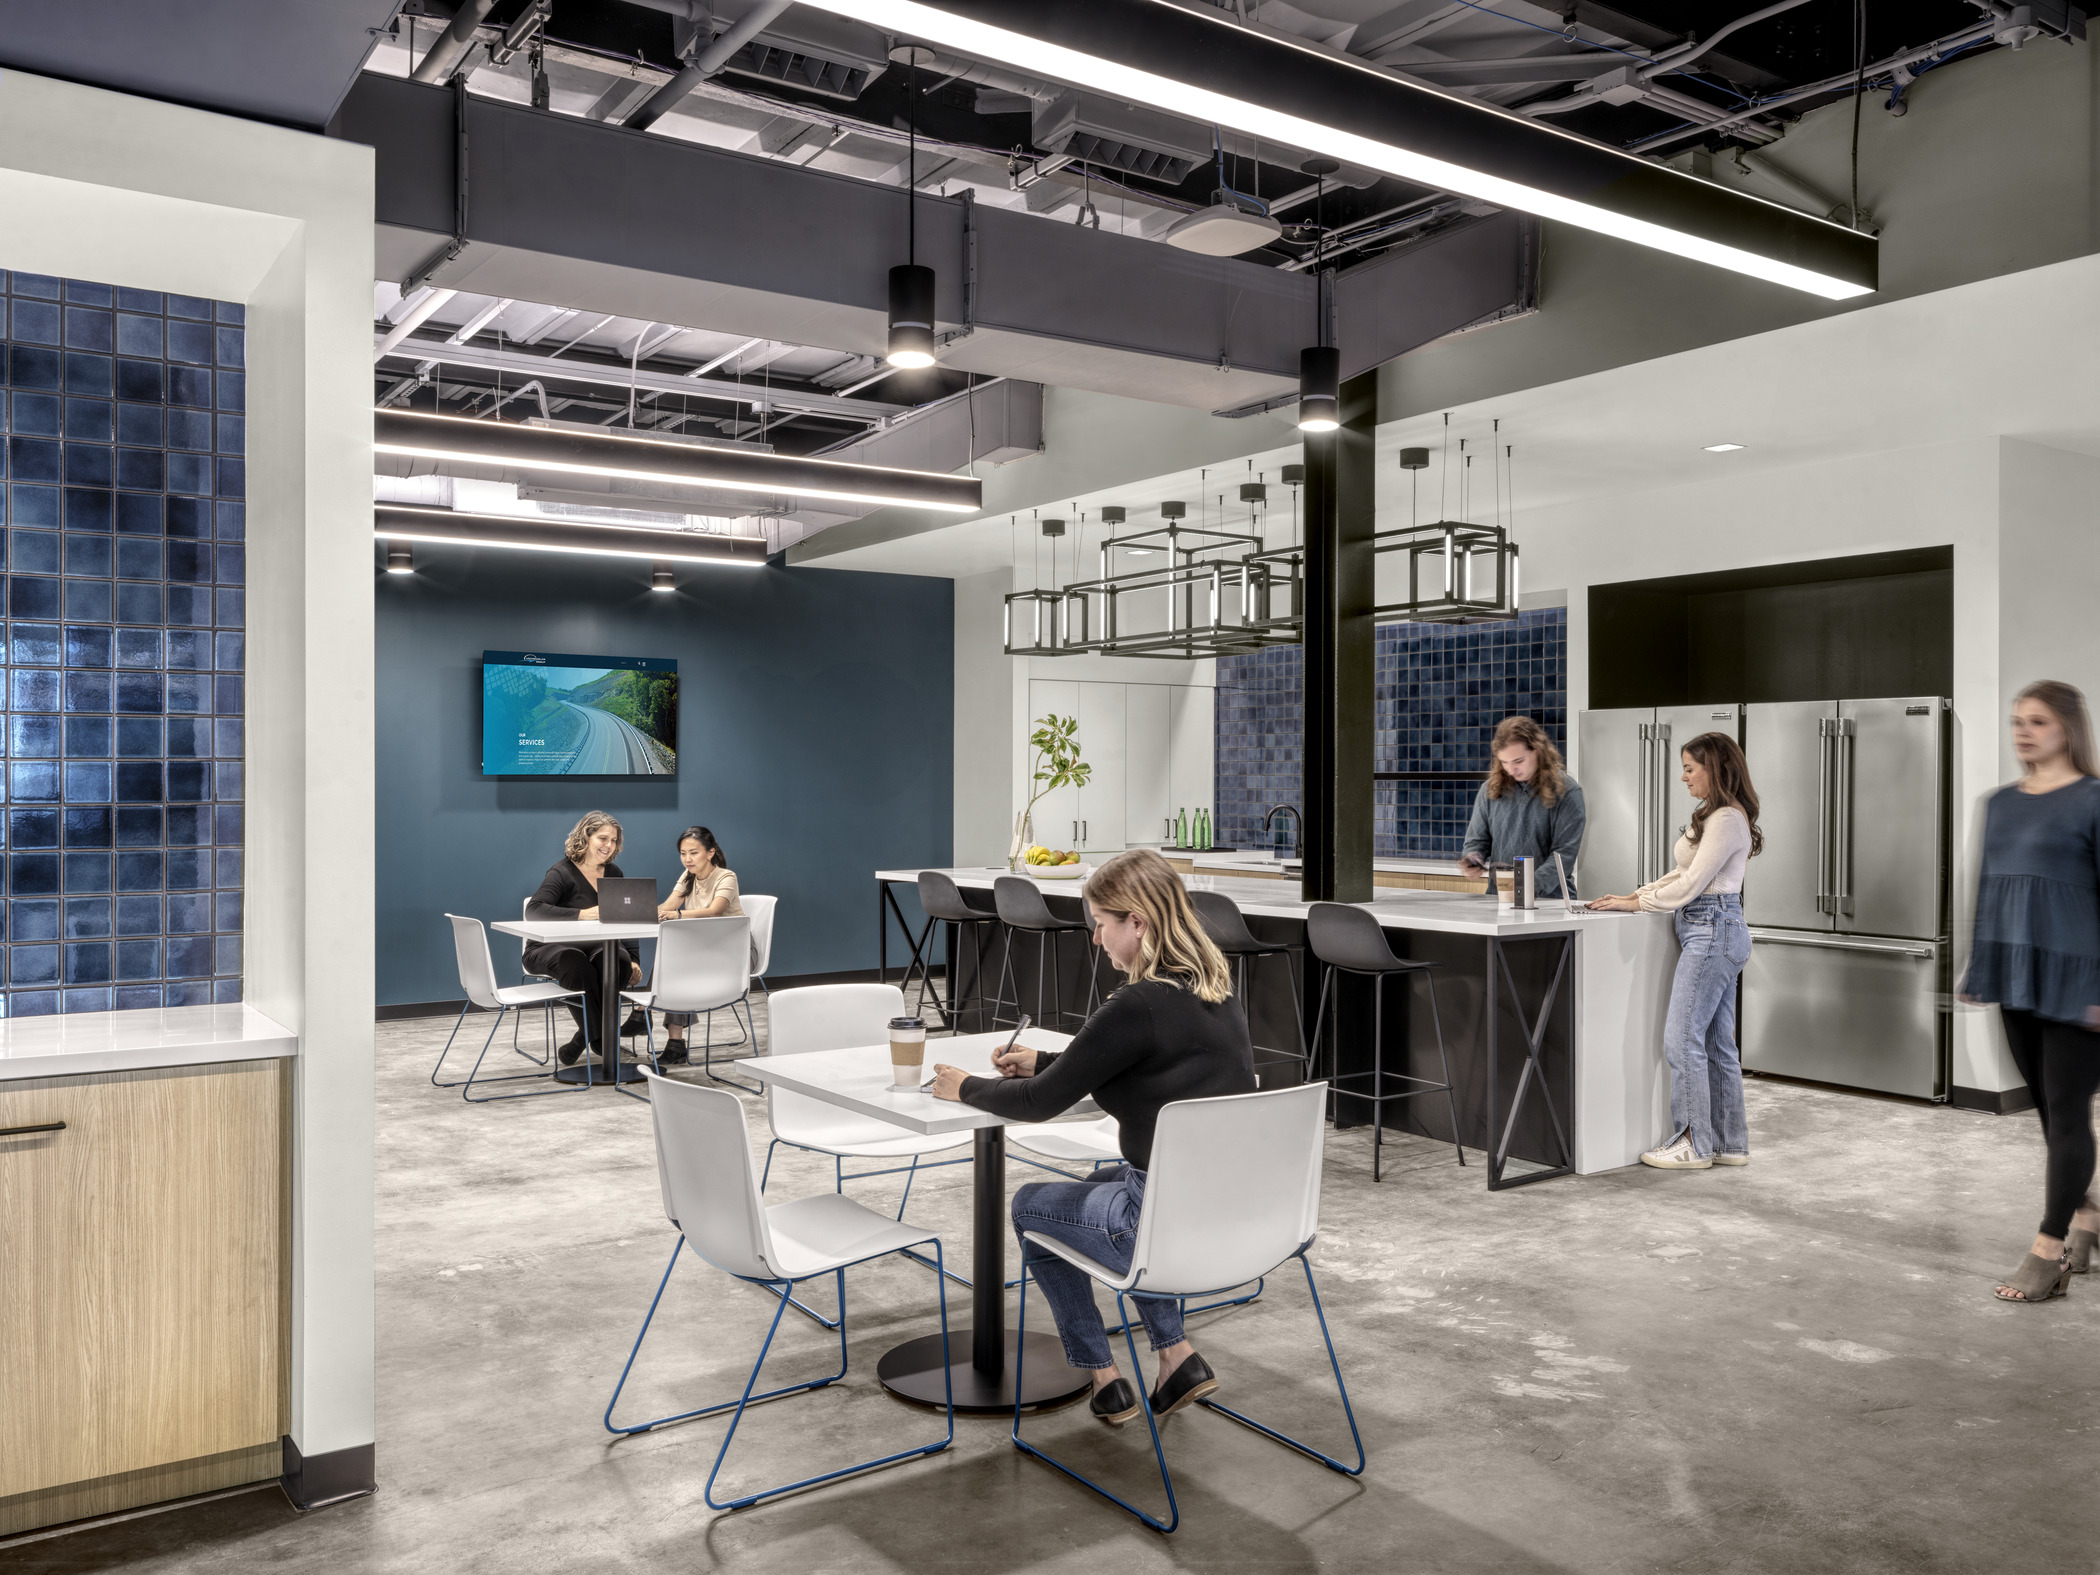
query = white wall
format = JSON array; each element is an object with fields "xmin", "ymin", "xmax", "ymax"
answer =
[
  {"xmin": 953, "ymin": 567, "xmax": 1014, "ymax": 866},
  {"xmin": 0, "ymin": 73, "xmax": 377, "ymax": 1464}
]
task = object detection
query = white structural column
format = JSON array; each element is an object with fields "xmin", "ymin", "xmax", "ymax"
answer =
[{"xmin": 0, "ymin": 73, "xmax": 378, "ymax": 1499}]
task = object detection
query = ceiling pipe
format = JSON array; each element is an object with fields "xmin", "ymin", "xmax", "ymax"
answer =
[
  {"xmin": 911, "ymin": 49, "xmax": 1059, "ymax": 101},
  {"xmin": 481, "ymin": 379, "xmax": 552, "ymax": 420},
  {"xmin": 1637, "ymin": 0, "xmax": 1817, "ymax": 80},
  {"xmin": 626, "ymin": 0, "xmax": 796, "ymax": 131},
  {"xmin": 374, "ymin": 288, "xmax": 458, "ymax": 359},
  {"xmin": 410, "ymin": 0, "xmax": 498, "ymax": 84}
]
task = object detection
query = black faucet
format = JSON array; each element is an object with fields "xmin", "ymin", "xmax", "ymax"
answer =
[{"xmin": 1262, "ymin": 805, "xmax": 1303, "ymax": 859}]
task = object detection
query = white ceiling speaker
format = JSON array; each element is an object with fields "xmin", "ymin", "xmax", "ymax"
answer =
[{"xmin": 1160, "ymin": 200, "xmax": 1283, "ymax": 257}]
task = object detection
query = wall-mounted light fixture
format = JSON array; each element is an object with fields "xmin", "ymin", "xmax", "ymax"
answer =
[
  {"xmin": 373, "ymin": 410, "xmax": 981, "ymax": 513},
  {"xmin": 795, "ymin": 0, "xmax": 1877, "ymax": 300},
  {"xmin": 386, "ymin": 542, "xmax": 414, "ymax": 575},
  {"xmin": 651, "ymin": 564, "xmax": 675, "ymax": 591},
  {"xmin": 373, "ymin": 504, "xmax": 770, "ymax": 567}
]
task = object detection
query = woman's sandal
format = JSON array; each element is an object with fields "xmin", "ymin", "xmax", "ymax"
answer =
[
  {"xmin": 2068, "ymin": 1229, "xmax": 2098, "ymax": 1274},
  {"xmin": 1994, "ymin": 1252, "xmax": 2071, "ymax": 1303}
]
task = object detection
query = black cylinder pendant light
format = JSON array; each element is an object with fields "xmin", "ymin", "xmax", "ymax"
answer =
[
  {"xmin": 886, "ymin": 45, "xmax": 938, "ymax": 370},
  {"xmin": 1298, "ymin": 157, "xmax": 1342, "ymax": 433}
]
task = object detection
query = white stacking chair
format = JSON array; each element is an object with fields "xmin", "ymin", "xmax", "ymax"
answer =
[
  {"xmin": 677, "ymin": 893, "xmax": 779, "ymax": 1059},
  {"xmin": 603, "ymin": 1075, "xmax": 954, "ymax": 1510},
  {"xmin": 1012, "ymin": 1082, "xmax": 1364, "ymax": 1534},
  {"xmin": 1007, "ymin": 1115, "xmax": 1125, "ymax": 1176},
  {"xmin": 511, "ymin": 897, "xmax": 559, "ymax": 1067},
  {"xmin": 431, "ymin": 915, "xmax": 592, "ymax": 1100},
  {"xmin": 622, "ymin": 917, "xmax": 754, "ymax": 1096}
]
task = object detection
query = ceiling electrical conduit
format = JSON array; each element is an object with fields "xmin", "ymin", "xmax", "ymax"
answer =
[
  {"xmin": 410, "ymin": 0, "xmax": 498, "ymax": 84},
  {"xmin": 1636, "ymin": 0, "xmax": 1818, "ymax": 80},
  {"xmin": 374, "ymin": 289, "xmax": 459, "ymax": 358},
  {"xmin": 626, "ymin": 0, "xmax": 796, "ymax": 130}
]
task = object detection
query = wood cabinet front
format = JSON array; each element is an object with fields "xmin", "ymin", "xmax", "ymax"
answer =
[{"xmin": 0, "ymin": 1059, "xmax": 287, "ymax": 1503}]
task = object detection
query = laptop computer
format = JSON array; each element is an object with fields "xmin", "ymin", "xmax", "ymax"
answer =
[{"xmin": 597, "ymin": 877, "xmax": 657, "ymax": 922}]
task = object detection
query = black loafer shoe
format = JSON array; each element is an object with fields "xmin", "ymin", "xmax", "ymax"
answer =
[
  {"xmin": 656, "ymin": 1042, "xmax": 690, "ymax": 1067},
  {"xmin": 621, "ymin": 1011, "xmax": 650, "ymax": 1037},
  {"xmin": 556, "ymin": 1034, "xmax": 586, "ymax": 1067},
  {"xmin": 1090, "ymin": 1378, "xmax": 1142, "ymax": 1427},
  {"xmin": 1149, "ymin": 1353, "xmax": 1218, "ymax": 1418}
]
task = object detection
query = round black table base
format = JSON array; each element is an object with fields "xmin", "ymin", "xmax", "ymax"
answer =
[
  {"xmin": 554, "ymin": 1057, "xmax": 647, "ymax": 1086},
  {"xmin": 877, "ymin": 1331, "xmax": 1092, "ymax": 1414}
]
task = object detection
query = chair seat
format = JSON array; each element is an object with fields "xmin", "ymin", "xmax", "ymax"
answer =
[
  {"xmin": 494, "ymin": 980, "xmax": 582, "ymax": 1008},
  {"xmin": 624, "ymin": 989, "xmax": 745, "ymax": 1013},
  {"xmin": 763, "ymin": 1191, "xmax": 942, "ymax": 1280},
  {"xmin": 779, "ymin": 1114, "xmax": 974, "ymax": 1160},
  {"xmin": 1009, "ymin": 1117, "xmax": 1123, "ymax": 1163},
  {"xmin": 1021, "ymin": 1228, "xmax": 1139, "ymax": 1292}
]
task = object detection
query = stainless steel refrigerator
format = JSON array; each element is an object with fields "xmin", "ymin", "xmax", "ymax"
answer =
[
  {"xmin": 1576, "ymin": 705, "xmax": 1745, "ymax": 899},
  {"xmin": 1739, "ymin": 698, "xmax": 1950, "ymax": 1100}
]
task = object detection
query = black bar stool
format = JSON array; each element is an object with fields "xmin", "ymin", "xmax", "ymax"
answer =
[
  {"xmin": 1189, "ymin": 889, "xmax": 1308, "ymax": 1084},
  {"xmin": 1305, "ymin": 902, "xmax": 1466, "ymax": 1183},
  {"xmin": 912, "ymin": 871, "xmax": 1011, "ymax": 1034},
  {"xmin": 993, "ymin": 875, "xmax": 1097, "ymax": 1030}
]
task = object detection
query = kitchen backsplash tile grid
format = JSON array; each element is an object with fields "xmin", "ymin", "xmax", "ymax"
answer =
[
  {"xmin": 1, "ymin": 271, "xmax": 245, "ymax": 1017},
  {"xmin": 1216, "ymin": 607, "xmax": 1566, "ymax": 857}
]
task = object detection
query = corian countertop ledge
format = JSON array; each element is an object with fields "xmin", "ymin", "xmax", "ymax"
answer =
[
  {"xmin": 1184, "ymin": 852, "xmax": 1463, "ymax": 877},
  {"xmin": 0, "ymin": 1003, "xmax": 298, "ymax": 1082}
]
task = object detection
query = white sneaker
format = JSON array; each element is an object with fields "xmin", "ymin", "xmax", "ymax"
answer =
[
  {"xmin": 1712, "ymin": 1151, "xmax": 1749, "ymax": 1167},
  {"xmin": 1640, "ymin": 1133, "xmax": 1713, "ymax": 1170}
]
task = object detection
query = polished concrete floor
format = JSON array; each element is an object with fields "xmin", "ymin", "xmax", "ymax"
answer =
[{"xmin": 14, "ymin": 1006, "xmax": 2100, "ymax": 1574}]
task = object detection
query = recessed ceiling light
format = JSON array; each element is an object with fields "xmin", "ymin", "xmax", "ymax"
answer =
[
  {"xmin": 1703, "ymin": 443, "xmax": 1747, "ymax": 453},
  {"xmin": 794, "ymin": 0, "xmax": 1876, "ymax": 300}
]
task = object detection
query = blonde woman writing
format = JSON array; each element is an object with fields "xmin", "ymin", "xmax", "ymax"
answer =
[{"xmin": 929, "ymin": 848, "xmax": 1255, "ymax": 1429}]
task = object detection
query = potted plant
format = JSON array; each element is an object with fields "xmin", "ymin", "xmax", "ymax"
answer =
[{"xmin": 1010, "ymin": 713, "xmax": 1091, "ymax": 872}]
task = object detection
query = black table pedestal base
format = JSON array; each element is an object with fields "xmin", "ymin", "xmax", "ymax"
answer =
[
  {"xmin": 554, "ymin": 1058, "xmax": 647, "ymax": 1086},
  {"xmin": 877, "ymin": 1331, "xmax": 1091, "ymax": 1414}
]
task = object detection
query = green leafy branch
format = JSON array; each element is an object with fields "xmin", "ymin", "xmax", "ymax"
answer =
[{"xmin": 1021, "ymin": 713, "xmax": 1090, "ymax": 836}]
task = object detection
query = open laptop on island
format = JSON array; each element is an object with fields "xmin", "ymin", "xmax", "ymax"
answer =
[{"xmin": 597, "ymin": 878, "xmax": 657, "ymax": 922}]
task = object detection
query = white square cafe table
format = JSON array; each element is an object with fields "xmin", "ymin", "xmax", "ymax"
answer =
[
  {"xmin": 744, "ymin": 1028, "xmax": 1098, "ymax": 1413},
  {"xmin": 489, "ymin": 918, "xmax": 660, "ymax": 1086}
]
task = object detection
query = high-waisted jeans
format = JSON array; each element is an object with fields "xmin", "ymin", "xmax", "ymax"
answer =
[
  {"xmin": 1663, "ymin": 893, "xmax": 1753, "ymax": 1160},
  {"xmin": 1012, "ymin": 1165, "xmax": 1183, "ymax": 1371}
]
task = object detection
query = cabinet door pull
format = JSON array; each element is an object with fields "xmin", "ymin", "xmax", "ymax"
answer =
[{"xmin": 0, "ymin": 1120, "xmax": 65, "ymax": 1138}]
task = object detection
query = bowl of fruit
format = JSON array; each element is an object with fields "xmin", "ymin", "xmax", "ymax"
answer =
[{"xmin": 1019, "ymin": 846, "xmax": 1090, "ymax": 880}]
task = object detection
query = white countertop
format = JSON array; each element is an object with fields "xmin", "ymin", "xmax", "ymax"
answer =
[
  {"xmin": 877, "ymin": 867, "xmax": 1629, "ymax": 939},
  {"xmin": 1183, "ymin": 851, "xmax": 1463, "ymax": 877},
  {"xmin": 0, "ymin": 1003, "xmax": 298, "ymax": 1082}
]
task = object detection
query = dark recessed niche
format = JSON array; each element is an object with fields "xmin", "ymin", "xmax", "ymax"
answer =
[{"xmin": 1589, "ymin": 547, "xmax": 1953, "ymax": 710}]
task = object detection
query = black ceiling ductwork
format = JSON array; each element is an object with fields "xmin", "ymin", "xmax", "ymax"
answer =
[{"xmin": 335, "ymin": 75, "xmax": 1536, "ymax": 415}]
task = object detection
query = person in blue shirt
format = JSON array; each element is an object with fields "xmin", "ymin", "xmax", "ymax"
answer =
[
  {"xmin": 1961, "ymin": 679, "xmax": 2100, "ymax": 1305},
  {"xmin": 1458, "ymin": 716, "xmax": 1586, "ymax": 898}
]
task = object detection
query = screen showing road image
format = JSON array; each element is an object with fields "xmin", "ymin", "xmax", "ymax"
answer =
[{"xmin": 482, "ymin": 651, "xmax": 677, "ymax": 776}]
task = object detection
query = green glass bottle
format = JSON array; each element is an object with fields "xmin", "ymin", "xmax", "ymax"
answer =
[
  {"xmin": 1200, "ymin": 807, "xmax": 1212, "ymax": 849},
  {"xmin": 1176, "ymin": 808, "xmax": 1187, "ymax": 849}
]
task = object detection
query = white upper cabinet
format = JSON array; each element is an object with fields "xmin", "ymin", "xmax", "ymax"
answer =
[{"xmin": 1024, "ymin": 676, "xmax": 1214, "ymax": 855}]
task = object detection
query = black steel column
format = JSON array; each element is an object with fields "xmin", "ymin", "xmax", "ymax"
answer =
[{"xmin": 1301, "ymin": 369, "xmax": 1378, "ymax": 904}]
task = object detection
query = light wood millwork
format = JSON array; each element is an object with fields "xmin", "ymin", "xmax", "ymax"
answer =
[
  {"xmin": 0, "ymin": 1441, "xmax": 283, "ymax": 1538},
  {"xmin": 1166, "ymin": 856, "xmax": 1488, "ymax": 894},
  {"xmin": 0, "ymin": 1059, "xmax": 288, "ymax": 1518}
]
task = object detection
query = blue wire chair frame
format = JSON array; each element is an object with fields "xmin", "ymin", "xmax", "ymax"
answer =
[
  {"xmin": 430, "ymin": 989, "xmax": 597, "ymax": 1101},
  {"xmin": 1010, "ymin": 1250, "xmax": 1364, "ymax": 1534},
  {"xmin": 604, "ymin": 1235, "xmax": 956, "ymax": 1512}
]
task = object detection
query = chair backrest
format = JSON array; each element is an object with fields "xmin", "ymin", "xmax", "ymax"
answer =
[
  {"xmin": 743, "ymin": 894, "xmax": 778, "ymax": 977},
  {"xmin": 765, "ymin": 983, "xmax": 905, "ymax": 1141},
  {"xmin": 994, "ymin": 874, "xmax": 1056, "ymax": 930},
  {"xmin": 918, "ymin": 870, "xmax": 985, "ymax": 924},
  {"xmin": 644, "ymin": 1073, "xmax": 779, "ymax": 1281},
  {"xmin": 1305, "ymin": 901, "xmax": 1405, "ymax": 973},
  {"xmin": 1125, "ymin": 1083, "xmax": 1328, "ymax": 1296},
  {"xmin": 445, "ymin": 914, "xmax": 505, "ymax": 1010},
  {"xmin": 1189, "ymin": 888, "xmax": 1259, "ymax": 953},
  {"xmin": 649, "ymin": 916, "xmax": 752, "ymax": 1013}
]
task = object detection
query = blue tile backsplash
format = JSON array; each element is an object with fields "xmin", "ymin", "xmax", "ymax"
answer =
[
  {"xmin": 1216, "ymin": 608, "xmax": 1567, "ymax": 857},
  {"xmin": 0, "ymin": 271, "xmax": 244, "ymax": 1017}
]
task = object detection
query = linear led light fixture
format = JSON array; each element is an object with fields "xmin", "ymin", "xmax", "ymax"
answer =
[
  {"xmin": 375, "ymin": 505, "xmax": 770, "ymax": 568},
  {"xmin": 797, "ymin": 0, "xmax": 1876, "ymax": 301},
  {"xmin": 373, "ymin": 410, "xmax": 982, "ymax": 514}
]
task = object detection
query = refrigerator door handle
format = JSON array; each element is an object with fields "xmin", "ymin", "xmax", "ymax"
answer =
[
  {"xmin": 1815, "ymin": 720, "xmax": 1833, "ymax": 915},
  {"xmin": 1747, "ymin": 927, "xmax": 1936, "ymax": 959},
  {"xmin": 1635, "ymin": 722, "xmax": 1652, "ymax": 887},
  {"xmin": 1835, "ymin": 719, "xmax": 1856, "ymax": 917},
  {"xmin": 1652, "ymin": 720, "xmax": 1672, "ymax": 883}
]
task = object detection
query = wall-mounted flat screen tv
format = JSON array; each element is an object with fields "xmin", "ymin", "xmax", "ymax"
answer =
[{"xmin": 482, "ymin": 650, "xmax": 678, "ymax": 776}]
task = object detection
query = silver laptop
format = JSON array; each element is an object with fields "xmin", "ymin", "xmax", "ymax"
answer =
[{"xmin": 597, "ymin": 878, "xmax": 657, "ymax": 922}]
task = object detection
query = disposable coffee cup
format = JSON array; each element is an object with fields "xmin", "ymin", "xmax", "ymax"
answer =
[
  {"xmin": 1492, "ymin": 864, "xmax": 1516, "ymax": 910},
  {"xmin": 888, "ymin": 1016, "xmax": 927, "ymax": 1088}
]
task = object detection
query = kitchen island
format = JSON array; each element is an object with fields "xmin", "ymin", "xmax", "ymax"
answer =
[{"xmin": 877, "ymin": 867, "xmax": 1677, "ymax": 1184}]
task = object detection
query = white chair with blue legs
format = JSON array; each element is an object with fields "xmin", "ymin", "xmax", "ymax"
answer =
[
  {"xmin": 1011, "ymin": 1081, "xmax": 1364, "ymax": 1534},
  {"xmin": 431, "ymin": 915, "xmax": 593, "ymax": 1100},
  {"xmin": 604, "ymin": 1074, "xmax": 955, "ymax": 1510},
  {"xmin": 762, "ymin": 984, "xmax": 974, "ymax": 1305},
  {"xmin": 622, "ymin": 917, "xmax": 754, "ymax": 1099},
  {"xmin": 662, "ymin": 894, "xmax": 778, "ymax": 1066}
]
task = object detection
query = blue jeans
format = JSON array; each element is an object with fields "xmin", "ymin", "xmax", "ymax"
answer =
[
  {"xmin": 1663, "ymin": 893, "xmax": 1753, "ymax": 1159},
  {"xmin": 1012, "ymin": 1166, "xmax": 1184, "ymax": 1371}
]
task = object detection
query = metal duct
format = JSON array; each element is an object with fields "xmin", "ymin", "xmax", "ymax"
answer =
[
  {"xmin": 627, "ymin": 0, "xmax": 793, "ymax": 130},
  {"xmin": 1030, "ymin": 91, "xmax": 1212, "ymax": 185}
]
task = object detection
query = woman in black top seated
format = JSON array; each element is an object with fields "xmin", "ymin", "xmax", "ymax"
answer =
[
  {"xmin": 929, "ymin": 848, "xmax": 1255, "ymax": 1426},
  {"xmin": 525, "ymin": 810, "xmax": 647, "ymax": 1066}
]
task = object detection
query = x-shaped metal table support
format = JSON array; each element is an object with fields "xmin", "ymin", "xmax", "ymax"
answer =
[{"xmin": 1484, "ymin": 932, "xmax": 1576, "ymax": 1190}]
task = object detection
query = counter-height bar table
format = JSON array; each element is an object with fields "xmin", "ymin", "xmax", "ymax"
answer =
[
  {"xmin": 744, "ymin": 1029, "xmax": 1095, "ymax": 1415},
  {"xmin": 490, "ymin": 917, "xmax": 659, "ymax": 1086},
  {"xmin": 875, "ymin": 868, "xmax": 1680, "ymax": 1184}
]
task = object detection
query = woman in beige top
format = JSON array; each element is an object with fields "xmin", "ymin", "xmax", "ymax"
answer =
[
  {"xmin": 1589, "ymin": 733, "xmax": 1761, "ymax": 1172},
  {"xmin": 654, "ymin": 826, "xmax": 744, "ymax": 1063}
]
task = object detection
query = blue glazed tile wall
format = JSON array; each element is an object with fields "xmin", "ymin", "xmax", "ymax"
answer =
[
  {"xmin": 1216, "ymin": 607, "xmax": 1566, "ymax": 857},
  {"xmin": 1, "ymin": 271, "xmax": 244, "ymax": 1017}
]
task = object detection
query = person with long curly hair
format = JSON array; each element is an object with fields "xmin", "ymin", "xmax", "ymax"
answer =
[
  {"xmin": 523, "ymin": 810, "xmax": 647, "ymax": 1066},
  {"xmin": 1459, "ymin": 715, "xmax": 1587, "ymax": 897}
]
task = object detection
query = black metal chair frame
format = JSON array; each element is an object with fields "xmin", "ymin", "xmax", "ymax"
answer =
[
  {"xmin": 991, "ymin": 877, "xmax": 1099, "ymax": 1032},
  {"xmin": 1191, "ymin": 889, "xmax": 1311, "ymax": 1084}
]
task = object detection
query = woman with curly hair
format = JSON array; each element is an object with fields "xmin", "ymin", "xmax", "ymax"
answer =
[{"xmin": 524, "ymin": 810, "xmax": 647, "ymax": 1066}]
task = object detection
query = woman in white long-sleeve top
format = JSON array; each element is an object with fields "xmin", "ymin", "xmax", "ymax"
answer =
[{"xmin": 1588, "ymin": 732, "xmax": 1763, "ymax": 1171}]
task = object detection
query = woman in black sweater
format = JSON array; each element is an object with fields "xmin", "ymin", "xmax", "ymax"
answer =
[
  {"xmin": 930, "ymin": 848, "xmax": 1254, "ymax": 1427},
  {"xmin": 525, "ymin": 810, "xmax": 647, "ymax": 1065}
]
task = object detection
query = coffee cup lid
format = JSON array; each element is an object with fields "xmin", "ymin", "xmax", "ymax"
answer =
[{"xmin": 888, "ymin": 1016, "xmax": 926, "ymax": 1029}]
